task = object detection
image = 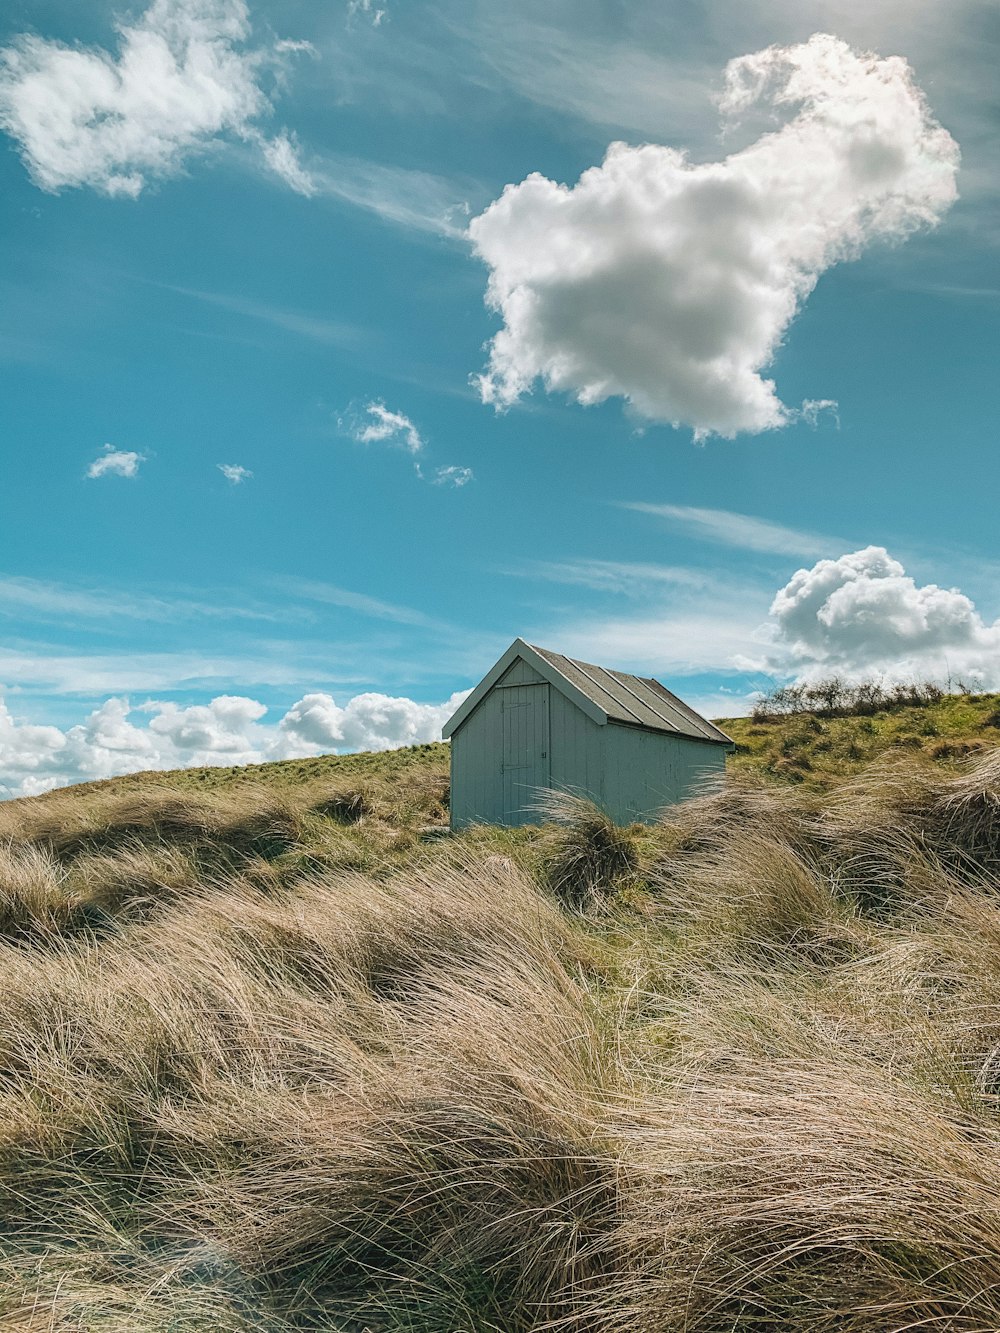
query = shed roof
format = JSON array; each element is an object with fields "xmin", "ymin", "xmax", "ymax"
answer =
[{"xmin": 442, "ymin": 638, "xmax": 733, "ymax": 745}]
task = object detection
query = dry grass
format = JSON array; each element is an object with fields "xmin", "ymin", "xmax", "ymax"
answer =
[
  {"xmin": 3, "ymin": 738, "xmax": 1000, "ymax": 1328},
  {"xmin": 0, "ymin": 784, "xmax": 305, "ymax": 865},
  {"xmin": 608, "ymin": 1058, "xmax": 1000, "ymax": 1332},
  {"xmin": 0, "ymin": 849, "xmax": 611, "ymax": 1330}
]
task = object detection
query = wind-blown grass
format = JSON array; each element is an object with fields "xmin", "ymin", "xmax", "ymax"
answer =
[{"xmin": 3, "ymin": 726, "xmax": 1000, "ymax": 1328}]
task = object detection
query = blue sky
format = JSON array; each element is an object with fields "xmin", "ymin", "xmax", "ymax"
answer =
[{"xmin": 1, "ymin": 0, "xmax": 998, "ymax": 793}]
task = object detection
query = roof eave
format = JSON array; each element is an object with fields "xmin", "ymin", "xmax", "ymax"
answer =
[{"xmin": 605, "ymin": 718, "xmax": 735, "ymax": 746}]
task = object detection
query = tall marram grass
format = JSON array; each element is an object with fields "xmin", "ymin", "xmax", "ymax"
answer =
[{"xmin": 4, "ymin": 744, "xmax": 1000, "ymax": 1328}]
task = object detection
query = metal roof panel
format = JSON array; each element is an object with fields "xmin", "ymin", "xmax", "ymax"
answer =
[{"xmin": 526, "ymin": 643, "xmax": 732, "ymax": 745}]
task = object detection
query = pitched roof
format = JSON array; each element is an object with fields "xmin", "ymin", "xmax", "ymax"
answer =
[
  {"xmin": 442, "ymin": 638, "xmax": 733, "ymax": 745},
  {"xmin": 528, "ymin": 642, "xmax": 732, "ymax": 743}
]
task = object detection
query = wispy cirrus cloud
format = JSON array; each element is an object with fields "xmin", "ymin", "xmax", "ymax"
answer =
[
  {"xmin": 258, "ymin": 130, "xmax": 318, "ymax": 196},
  {"xmin": 307, "ymin": 153, "xmax": 471, "ymax": 236},
  {"xmin": 0, "ymin": 576, "xmax": 175, "ymax": 624},
  {"xmin": 539, "ymin": 604, "xmax": 767, "ymax": 680},
  {"xmin": 0, "ymin": 574, "xmax": 304, "ymax": 626},
  {"xmin": 513, "ymin": 551, "xmax": 773, "ymax": 680},
  {"xmin": 438, "ymin": 3, "xmax": 715, "ymax": 142},
  {"xmin": 504, "ymin": 557, "xmax": 713, "ymax": 594},
  {"xmin": 0, "ymin": 643, "xmax": 366, "ymax": 697},
  {"xmin": 271, "ymin": 576, "xmax": 446, "ymax": 631},
  {"xmin": 162, "ymin": 283, "xmax": 364, "ymax": 348},
  {"xmin": 624, "ymin": 503, "xmax": 847, "ymax": 559}
]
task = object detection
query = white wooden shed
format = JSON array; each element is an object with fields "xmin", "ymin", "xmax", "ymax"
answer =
[{"xmin": 442, "ymin": 638, "xmax": 733, "ymax": 829}]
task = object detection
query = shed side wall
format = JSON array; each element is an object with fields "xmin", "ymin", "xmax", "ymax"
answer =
[
  {"xmin": 548, "ymin": 688, "xmax": 606, "ymax": 808},
  {"xmin": 597, "ymin": 723, "xmax": 726, "ymax": 823},
  {"xmin": 547, "ymin": 692, "xmax": 725, "ymax": 823}
]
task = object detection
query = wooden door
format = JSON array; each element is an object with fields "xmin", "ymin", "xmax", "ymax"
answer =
[{"xmin": 501, "ymin": 683, "xmax": 550, "ymax": 825}]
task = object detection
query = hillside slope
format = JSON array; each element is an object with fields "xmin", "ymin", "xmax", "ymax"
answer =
[
  {"xmin": 2, "ymin": 698, "xmax": 1000, "ymax": 1330},
  {"xmin": 8, "ymin": 688, "xmax": 999, "ymax": 816}
]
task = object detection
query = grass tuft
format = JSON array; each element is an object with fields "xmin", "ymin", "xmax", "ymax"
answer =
[{"xmin": 536, "ymin": 792, "xmax": 640, "ymax": 911}]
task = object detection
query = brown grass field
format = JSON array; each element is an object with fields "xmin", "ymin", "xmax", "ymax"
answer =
[{"xmin": 3, "ymin": 694, "xmax": 1000, "ymax": 1330}]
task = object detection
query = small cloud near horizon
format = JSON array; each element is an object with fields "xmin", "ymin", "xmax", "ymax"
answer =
[{"xmin": 0, "ymin": 685, "xmax": 465, "ymax": 799}]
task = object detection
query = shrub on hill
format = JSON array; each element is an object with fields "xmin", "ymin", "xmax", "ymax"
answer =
[{"xmin": 752, "ymin": 676, "xmax": 951, "ymax": 720}]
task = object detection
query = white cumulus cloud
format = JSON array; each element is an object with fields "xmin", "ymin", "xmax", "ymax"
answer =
[
  {"xmin": 144, "ymin": 694, "xmax": 267, "ymax": 764},
  {"xmin": 87, "ymin": 445, "xmax": 144, "ymax": 479},
  {"xmin": 0, "ymin": 0, "xmax": 308, "ymax": 197},
  {"xmin": 0, "ymin": 701, "xmax": 69, "ymax": 799},
  {"xmin": 0, "ymin": 688, "xmax": 466, "ymax": 798},
  {"xmin": 764, "ymin": 546, "xmax": 1000, "ymax": 684},
  {"xmin": 469, "ymin": 32, "xmax": 959, "ymax": 438},
  {"xmin": 218, "ymin": 462, "xmax": 253, "ymax": 484},
  {"xmin": 274, "ymin": 690, "xmax": 468, "ymax": 758}
]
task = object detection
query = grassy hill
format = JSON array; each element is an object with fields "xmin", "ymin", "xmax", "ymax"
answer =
[
  {"xmin": 722, "ymin": 688, "xmax": 1000, "ymax": 782},
  {"xmin": 3, "ymin": 694, "xmax": 1000, "ymax": 1329}
]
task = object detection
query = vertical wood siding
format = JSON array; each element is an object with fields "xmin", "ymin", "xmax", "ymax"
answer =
[
  {"xmin": 449, "ymin": 688, "xmax": 503, "ymax": 827},
  {"xmin": 596, "ymin": 723, "xmax": 725, "ymax": 822},
  {"xmin": 497, "ymin": 658, "xmax": 547, "ymax": 687}
]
